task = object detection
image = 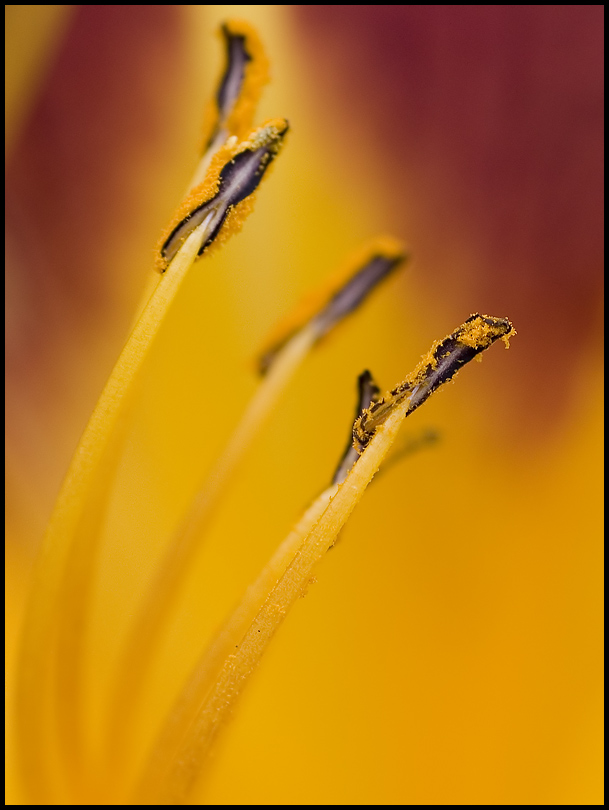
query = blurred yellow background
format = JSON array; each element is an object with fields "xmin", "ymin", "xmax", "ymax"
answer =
[{"xmin": 6, "ymin": 5, "xmax": 603, "ymax": 804}]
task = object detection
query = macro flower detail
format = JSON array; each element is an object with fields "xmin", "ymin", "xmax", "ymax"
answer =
[
  {"xmin": 354, "ymin": 314, "xmax": 515, "ymax": 451},
  {"xmin": 109, "ymin": 241, "xmax": 409, "ymax": 772},
  {"xmin": 190, "ymin": 19, "xmax": 269, "ymax": 190},
  {"xmin": 134, "ymin": 313, "xmax": 513, "ymax": 805},
  {"xmin": 14, "ymin": 21, "xmax": 288, "ymax": 805},
  {"xmin": 202, "ymin": 20, "xmax": 269, "ymax": 155},
  {"xmin": 158, "ymin": 119, "xmax": 288, "ymax": 271},
  {"xmin": 257, "ymin": 237, "xmax": 407, "ymax": 374},
  {"xmin": 8, "ymin": 12, "xmax": 545, "ymax": 806},
  {"xmin": 333, "ymin": 369, "xmax": 382, "ymax": 486}
]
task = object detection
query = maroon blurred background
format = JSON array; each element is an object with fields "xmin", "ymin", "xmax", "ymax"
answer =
[
  {"xmin": 5, "ymin": 5, "xmax": 604, "ymax": 539},
  {"xmin": 294, "ymin": 4, "xmax": 604, "ymax": 426}
]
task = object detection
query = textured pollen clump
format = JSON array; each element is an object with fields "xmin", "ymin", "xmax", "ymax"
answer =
[
  {"xmin": 156, "ymin": 119, "xmax": 288, "ymax": 272},
  {"xmin": 353, "ymin": 314, "xmax": 515, "ymax": 451},
  {"xmin": 332, "ymin": 370, "xmax": 382, "ymax": 486}
]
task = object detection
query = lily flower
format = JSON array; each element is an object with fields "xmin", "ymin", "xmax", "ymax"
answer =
[{"xmin": 6, "ymin": 6, "xmax": 603, "ymax": 806}]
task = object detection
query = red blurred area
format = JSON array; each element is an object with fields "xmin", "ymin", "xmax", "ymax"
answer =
[
  {"xmin": 5, "ymin": 6, "xmax": 190, "ymax": 533},
  {"xmin": 6, "ymin": 6, "xmax": 188, "ymax": 376},
  {"xmin": 294, "ymin": 4, "xmax": 604, "ymax": 428},
  {"xmin": 5, "ymin": 5, "xmax": 604, "ymax": 530}
]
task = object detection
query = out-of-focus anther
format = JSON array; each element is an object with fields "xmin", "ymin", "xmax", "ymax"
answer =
[
  {"xmin": 332, "ymin": 370, "xmax": 382, "ymax": 485},
  {"xmin": 258, "ymin": 237, "xmax": 409, "ymax": 374},
  {"xmin": 203, "ymin": 20, "xmax": 270, "ymax": 155}
]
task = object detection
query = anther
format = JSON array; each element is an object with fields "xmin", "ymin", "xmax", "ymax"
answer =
[
  {"xmin": 353, "ymin": 314, "xmax": 515, "ymax": 451},
  {"xmin": 158, "ymin": 119, "xmax": 288, "ymax": 271}
]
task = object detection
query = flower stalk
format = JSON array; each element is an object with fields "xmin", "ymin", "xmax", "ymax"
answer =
[
  {"xmin": 14, "ymin": 16, "xmax": 517, "ymax": 806},
  {"xmin": 18, "ymin": 112, "xmax": 288, "ymax": 800},
  {"xmin": 134, "ymin": 314, "xmax": 514, "ymax": 805},
  {"xmin": 106, "ymin": 238, "xmax": 407, "ymax": 777},
  {"xmin": 17, "ymin": 225, "xmax": 212, "ymax": 802}
]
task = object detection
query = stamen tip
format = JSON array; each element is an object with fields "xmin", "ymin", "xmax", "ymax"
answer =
[
  {"xmin": 459, "ymin": 313, "xmax": 516, "ymax": 350},
  {"xmin": 353, "ymin": 313, "xmax": 516, "ymax": 451},
  {"xmin": 202, "ymin": 19, "xmax": 271, "ymax": 153},
  {"xmin": 332, "ymin": 369, "xmax": 382, "ymax": 485},
  {"xmin": 156, "ymin": 119, "xmax": 289, "ymax": 273},
  {"xmin": 256, "ymin": 235, "xmax": 408, "ymax": 374}
]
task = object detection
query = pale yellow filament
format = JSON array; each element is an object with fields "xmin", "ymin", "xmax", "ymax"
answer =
[
  {"xmin": 135, "ymin": 397, "xmax": 411, "ymax": 805},
  {"xmin": 106, "ymin": 321, "xmax": 319, "ymax": 783},
  {"xmin": 132, "ymin": 484, "xmax": 337, "ymax": 803},
  {"xmin": 16, "ymin": 225, "xmax": 210, "ymax": 804}
]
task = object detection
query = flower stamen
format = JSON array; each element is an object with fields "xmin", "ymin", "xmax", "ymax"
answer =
[
  {"xmin": 354, "ymin": 313, "xmax": 515, "ymax": 451},
  {"xmin": 188, "ymin": 20, "xmax": 270, "ymax": 190},
  {"xmin": 258, "ymin": 236, "xmax": 408, "ymax": 374},
  {"xmin": 158, "ymin": 119, "xmax": 289, "ymax": 271},
  {"xmin": 204, "ymin": 21, "xmax": 269, "ymax": 151},
  {"xmin": 18, "ymin": 107, "xmax": 287, "ymax": 810},
  {"xmin": 106, "ymin": 237, "xmax": 407, "ymax": 780},
  {"xmin": 135, "ymin": 313, "xmax": 515, "ymax": 805},
  {"xmin": 16, "ymin": 225, "xmax": 216, "ymax": 803},
  {"xmin": 332, "ymin": 369, "xmax": 381, "ymax": 486}
]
